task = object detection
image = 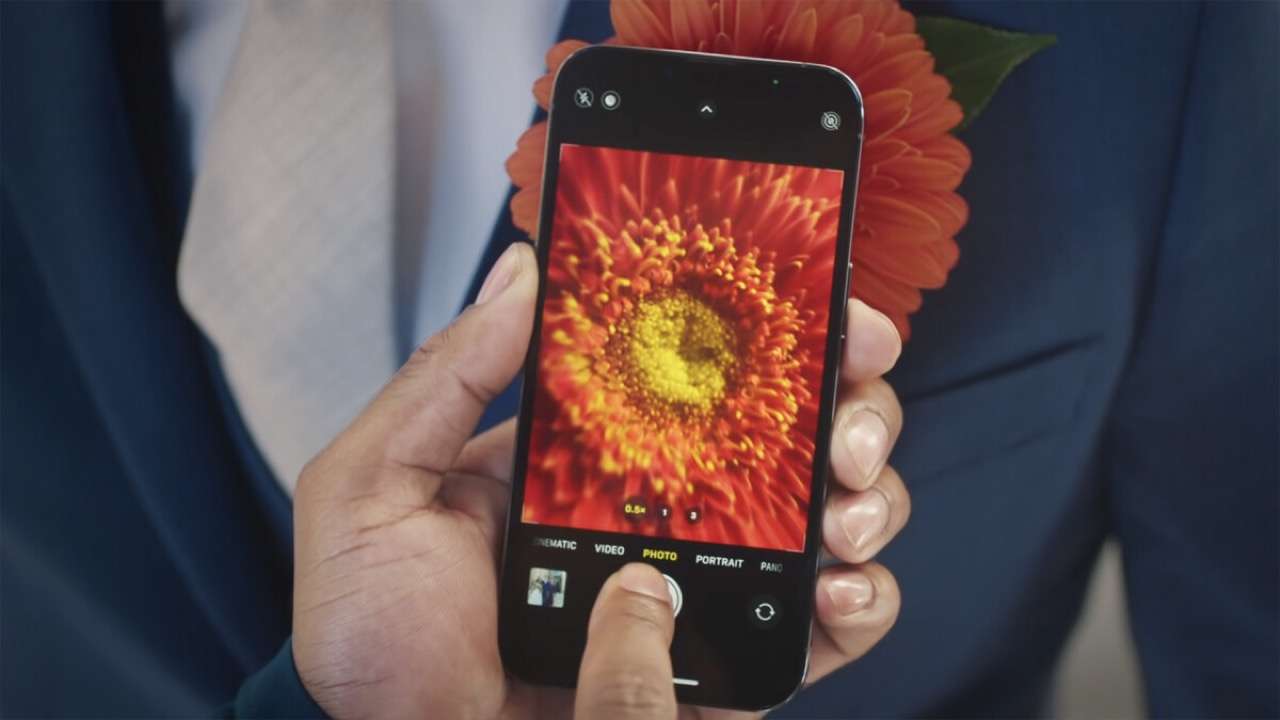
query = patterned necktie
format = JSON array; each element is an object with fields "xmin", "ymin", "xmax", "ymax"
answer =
[{"xmin": 179, "ymin": 0, "xmax": 395, "ymax": 494}]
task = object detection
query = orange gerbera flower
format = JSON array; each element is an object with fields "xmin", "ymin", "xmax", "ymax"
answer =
[
  {"xmin": 506, "ymin": 0, "xmax": 971, "ymax": 339},
  {"xmin": 523, "ymin": 145, "xmax": 844, "ymax": 551}
]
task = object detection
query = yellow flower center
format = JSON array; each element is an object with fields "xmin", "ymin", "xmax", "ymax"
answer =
[{"xmin": 616, "ymin": 291, "xmax": 738, "ymax": 422}]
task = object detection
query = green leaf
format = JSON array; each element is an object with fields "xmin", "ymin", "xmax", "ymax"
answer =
[{"xmin": 916, "ymin": 16, "xmax": 1056, "ymax": 130}]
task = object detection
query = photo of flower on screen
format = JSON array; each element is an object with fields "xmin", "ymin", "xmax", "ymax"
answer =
[{"xmin": 521, "ymin": 144, "xmax": 844, "ymax": 553}]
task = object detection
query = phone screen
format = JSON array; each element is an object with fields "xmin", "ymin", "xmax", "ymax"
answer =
[
  {"xmin": 525, "ymin": 143, "xmax": 844, "ymax": 553},
  {"xmin": 500, "ymin": 46, "xmax": 862, "ymax": 711}
]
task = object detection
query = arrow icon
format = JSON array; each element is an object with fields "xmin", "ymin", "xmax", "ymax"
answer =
[
  {"xmin": 749, "ymin": 595, "xmax": 782, "ymax": 627},
  {"xmin": 697, "ymin": 100, "xmax": 716, "ymax": 119}
]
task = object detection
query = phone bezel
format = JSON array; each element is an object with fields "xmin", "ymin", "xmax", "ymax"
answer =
[{"xmin": 498, "ymin": 45, "xmax": 864, "ymax": 712}]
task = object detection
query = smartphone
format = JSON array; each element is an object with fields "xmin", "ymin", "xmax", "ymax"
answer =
[{"xmin": 498, "ymin": 45, "xmax": 863, "ymax": 712}]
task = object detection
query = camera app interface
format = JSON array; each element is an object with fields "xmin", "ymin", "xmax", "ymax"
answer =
[{"xmin": 523, "ymin": 144, "xmax": 844, "ymax": 553}]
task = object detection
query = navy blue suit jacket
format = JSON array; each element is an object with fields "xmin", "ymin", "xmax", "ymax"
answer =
[{"xmin": 3, "ymin": 2, "xmax": 1276, "ymax": 717}]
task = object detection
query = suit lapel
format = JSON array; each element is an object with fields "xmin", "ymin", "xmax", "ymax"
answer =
[
  {"xmin": 1, "ymin": 2, "xmax": 291, "ymax": 672},
  {"xmin": 2, "ymin": 0, "xmax": 615, "ymax": 665}
]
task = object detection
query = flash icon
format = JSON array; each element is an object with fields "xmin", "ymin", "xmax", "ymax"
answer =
[{"xmin": 574, "ymin": 87, "xmax": 594, "ymax": 108}]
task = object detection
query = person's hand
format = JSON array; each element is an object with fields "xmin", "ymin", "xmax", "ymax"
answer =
[{"xmin": 291, "ymin": 241, "xmax": 909, "ymax": 719}]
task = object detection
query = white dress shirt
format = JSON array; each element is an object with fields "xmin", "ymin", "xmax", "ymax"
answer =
[
  {"xmin": 165, "ymin": 0, "xmax": 566, "ymax": 492},
  {"xmin": 166, "ymin": 0, "xmax": 566, "ymax": 349}
]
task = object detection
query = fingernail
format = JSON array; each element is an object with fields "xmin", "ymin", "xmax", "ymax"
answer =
[
  {"xmin": 841, "ymin": 488, "xmax": 890, "ymax": 553},
  {"xmin": 869, "ymin": 306, "xmax": 903, "ymax": 360},
  {"xmin": 476, "ymin": 244, "xmax": 522, "ymax": 305},
  {"xmin": 826, "ymin": 574, "xmax": 875, "ymax": 616},
  {"xmin": 616, "ymin": 563, "xmax": 670, "ymax": 606},
  {"xmin": 846, "ymin": 300, "xmax": 902, "ymax": 371},
  {"xmin": 844, "ymin": 410, "xmax": 889, "ymax": 483}
]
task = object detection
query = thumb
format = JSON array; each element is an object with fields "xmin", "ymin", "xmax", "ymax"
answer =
[
  {"xmin": 575, "ymin": 564, "xmax": 678, "ymax": 720},
  {"xmin": 312, "ymin": 241, "xmax": 537, "ymax": 502}
]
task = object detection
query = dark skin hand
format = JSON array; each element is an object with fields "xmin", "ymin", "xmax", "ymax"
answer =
[{"xmin": 293, "ymin": 242, "xmax": 909, "ymax": 719}]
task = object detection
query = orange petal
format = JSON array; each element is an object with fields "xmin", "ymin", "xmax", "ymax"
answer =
[
  {"xmin": 864, "ymin": 88, "xmax": 912, "ymax": 141},
  {"xmin": 534, "ymin": 40, "xmax": 590, "ymax": 110},
  {"xmin": 881, "ymin": 3, "xmax": 917, "ymax": 35},
  {"xmin": 896, "ymin": 189, "xmax": 969, "ymax": 236},
  {"xmin": 857, "ymin": 49, "xmax": 934, "ymax": 94},
  {"xmin": 897, "ymin": 98, "xmax": 964, "ymax": 144},
  {"xmin": 915, "ymin": 133, "xmax": 973, "ymax": 175},
  {"xmin": 506, "ymin": 122, "xmax": 547, "ymax": 187},
  {"xmin": 841, "ymin": 27, "xmax": 885, "ymax": 80},
  {"xmin": 547, "ymin": 39, "xmax": 588, "ymax": 72},
  {"xmin": 671, "ymin": 0, "xmax": 716, "ymax": 48},
  {"xmin": 851, "ymin": 0, "xmax": 889, "ymax": 35},
  {"xmin": 510, "ymin": 185, "xmax": 541, "ymax": 238},
  {"xmin": 879, "ymin": 32, "xmax": 924, "ymax": 57},
  {"xmin": 852, "ymin": 262, "xmax": 922, "ymax": 327},
  {"xmin": 532, "ymin": 74, "xmax": 554, "ymax": 110},
  {"xmin": 859, "ymin": 266, "xmax": 924, "ymax": 314},
  {"xmin": 775, "ymin": 6, "xmax": 818, "ymax": 59},
  {"xmin": 857, "ymin": 193, "xmax": 943, "ymax": 244},
  {"xmin": 853, "ymin": 238, "xmax": 950, "ymax": 288},
  {"xmin": 924, "ymin": 237, "xmax": 961, "ymax": 274},
  {"xmin": 817, "ymin": 13, "xmax": 862, "ymax": 60},
  {"xmin": 877, "ymin": 154, "xmax": 965, "ymax": 192},
  {"xmin": 900, "ymin": 73, "xmax": 952, "ymax": 117},
  {"xmin": 732, "ymin": 0, "xmax": 769, "ymax": 53},
  {"xmin": 613, "ymin": 0, "xmax": 672, "ymax": 46},
  {"xmin": 861, "ymin": 136, "xmax": 913, "ymax": 166}
]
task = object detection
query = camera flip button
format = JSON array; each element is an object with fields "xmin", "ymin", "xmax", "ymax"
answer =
[{"xmin": 749, "ymin": 595, "xmax": 782, "ymax": 629}]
